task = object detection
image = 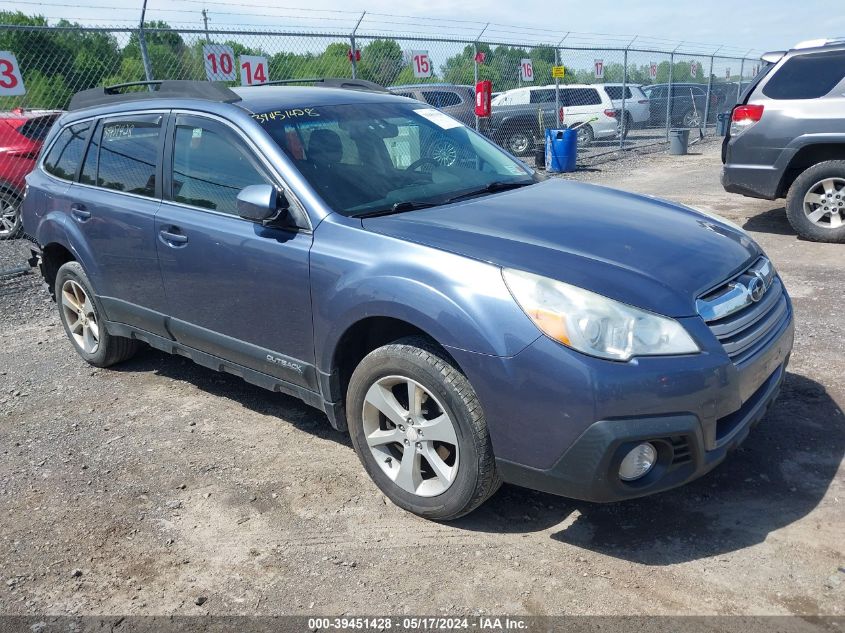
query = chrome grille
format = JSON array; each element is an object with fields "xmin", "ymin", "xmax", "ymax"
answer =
[{"xmin": 698, "ymin": 257, "xmax": 790, "ymax": 364}]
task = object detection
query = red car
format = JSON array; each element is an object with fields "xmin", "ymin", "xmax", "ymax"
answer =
[{"xmin": 1, "ymin": 109, "xmax": 62, "ymax": 239}]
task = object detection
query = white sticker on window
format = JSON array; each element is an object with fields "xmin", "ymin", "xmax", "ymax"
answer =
[
  {"xmin": 191, "ymin": 128, "xmax": 203, "ymax": 139},
  {"xmin": 413, "ymin": 108, "xmax": 463, "ymax": 130}
]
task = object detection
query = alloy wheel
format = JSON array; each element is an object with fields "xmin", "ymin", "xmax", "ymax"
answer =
[
  {"xmin": 507, "ymin": 132, "xmax": 530, "ymax": 155},
  {"xmin": 362, "ymin": 375, "xmax": 459, "ymax": 497},
  {"xmin": 430, "ymin": 139, "xmax": 458, "ymax": 167},
  {"xmin": 803, "ymin": 177, "xmax": 845, "ymax": 230},
  {"xmin": 61, "ymin": 279, "xmax": 100, "ymax": 354},
  {"xmin": 682, "ymin": 111, "xmax": 702, "ymax": 128},
  {"xmin": 0, "ymin": 195, "xmax": 20, "ymax": 238}
]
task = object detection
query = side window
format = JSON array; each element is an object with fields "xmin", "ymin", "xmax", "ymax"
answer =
[
  {"xmin": 422, "ymin": 91, "xmax": 462, "ymax": 108},
  {"xmin": 171, "ymin": 118, "xmax": 271, "ymax": 215},
  {"xmin": 529, "ymin": 89, "xmax": 556, "ymax": 104},
  {"xmin": 42, "ymin": 121, "xmax": 91, "ymax": 181},
  {"xmin": 97, "ymin": 115, "xmax": 162, "ymax": 197},
  {"xmin": 763, "ymin": 50, "xmax": 845, "ymax": 100}
]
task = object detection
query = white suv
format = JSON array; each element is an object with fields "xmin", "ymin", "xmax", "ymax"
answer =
[
  {"xmin": 490, "ymin": 84, "xmax": 617, "ymax": 153},
  {"xmin": 595, "ymin": 83, "xmax": 650, "ymax": 134}
]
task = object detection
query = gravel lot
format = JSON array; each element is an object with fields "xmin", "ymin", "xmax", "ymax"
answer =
[{"xmin": 1, "ymin": 140, "xmax": 843, "ymax": 617}]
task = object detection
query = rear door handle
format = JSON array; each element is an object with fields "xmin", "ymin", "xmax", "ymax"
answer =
[
  {"xmin": 159, "ymin": 228, "xmax": 188, "ymax": 247},
  {"xmin": 70, "ymin": 204, "xmax": 91, "ymax": 222}
]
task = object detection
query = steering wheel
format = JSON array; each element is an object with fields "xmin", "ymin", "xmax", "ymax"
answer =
[{"xmin": 406, "ymin": 157, "xmax": 438, "ymax": 172}]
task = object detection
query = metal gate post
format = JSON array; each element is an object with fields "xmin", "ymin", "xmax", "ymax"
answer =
[
  {"xmin": 737, "ymin": 57, "xmax": 746, "ymax": 104},
  {"xmin": 665, "ymin": 52, "xmax": 674, "ymax": 139},
  {"xmin": 350, "ymin": 11, "xmax": 365, "ymax": 80},
  {"xmin": 702, "ymin": 51, "xmax": 716, "ymax": 135},
  {"xmin": 138, "ymin": 0, "xmax": 153, "ymax": 83},
  {"xmin": 620, "ymin": 43, "xmax": 630, "ymax": 149}
]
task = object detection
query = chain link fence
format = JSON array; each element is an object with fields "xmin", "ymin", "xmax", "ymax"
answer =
[{"xmin": 0, "ymin": 17, "xmax": 760, "ymax": 235}]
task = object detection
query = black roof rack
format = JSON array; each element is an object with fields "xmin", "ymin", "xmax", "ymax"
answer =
[
  {"xmin": 256, "ymin": 77, "xmax": 389, "ymax": 93},
  {"xmin": 69, "ymin": 80, "xmax": 241, "ymax": 111}
]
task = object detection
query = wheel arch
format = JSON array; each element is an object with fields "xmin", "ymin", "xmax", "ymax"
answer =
[
  {"xmin": 40, "ymin": 241, "xmax": 76, "ymax": 297},
  {"xmin": 778, "ymin": 142, "xmax": 845, "ymax": 198}
]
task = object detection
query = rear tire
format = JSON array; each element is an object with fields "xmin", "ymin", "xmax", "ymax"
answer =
[
  {"xmin": 785, "ymin": 160, "xmax": 845, "ymax": 243},
  {"xmin": 346, "ymin": 336, "xmax": 501, "ymax": 520},
  {"xmin": 503, "ymin": 129, "xmax": 532, "ymax": 156},
  {"xmin": 576, "ymin": 124, "xmax": 594, "ymax": 147},
  {"xmin": 55, "ymin": 261, "xmax": 140, "ymax": 367}
]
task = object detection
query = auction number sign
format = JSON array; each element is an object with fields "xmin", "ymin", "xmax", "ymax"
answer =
[
  {"xmin": 520, "ymin": 58, "xmax": 533, "ymax": 82},
  {"xmin": 0, "ymin": 51, "xmax": 25, "ymax": 96},
  {"xmin": 410, "ymin": 50, "xmax": 432, "ymax": 78},
  {"xmin": 689, "ymin": 60, "xmax": 699, "ymax": 77},
  {"xmin": 649, "ymin": 61, "xmax": 658, "ymax": 80},
  {"xmin": 594, "ymin": 59, "xmax": 604, "ymax": 79},
  {"xmin": 203, "ymin": 45, "xmax": 236, "ymax": 82},
  {"xmin": 240, "ymin": 55, "xmax": 269, "ymax": 86}
]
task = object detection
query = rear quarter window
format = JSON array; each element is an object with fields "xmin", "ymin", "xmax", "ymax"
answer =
[
  {"xmin": 762, "ymin": 50, "xmax": 845, "ymax": 99},
  {"xmin": 564, "ymin": 88, "xmax": 602, "ymax": 106},
  {"xmin": 42, "ymin": 121, "xmax": 91, "ymax": 181}
]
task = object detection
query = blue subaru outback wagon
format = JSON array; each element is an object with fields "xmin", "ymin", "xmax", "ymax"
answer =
[{"xmin": 22, "ymin": 80, "xmax": 794, "ymax": 520}]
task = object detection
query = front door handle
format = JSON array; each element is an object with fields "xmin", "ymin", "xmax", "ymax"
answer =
[
  {"xmin": 159, "ymin": 228, "xmax": 188, "ymax": 247},
  {"xmin": 70, "ymin": 204, "xmax": 91, "ymax": 222}
]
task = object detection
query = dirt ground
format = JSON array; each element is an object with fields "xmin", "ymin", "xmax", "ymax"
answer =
[{"xmin": 1, "ymin": 140, "xmax": 843, "ymax": 617}]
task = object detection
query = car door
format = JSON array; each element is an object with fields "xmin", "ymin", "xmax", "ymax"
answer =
[
  {"xmin": 154, "ymin": 112, "xmax": 316, "ymax": 390},
  {"xmin": 67, "ymin": 113, "xmax": 169, "ymax": 335}
]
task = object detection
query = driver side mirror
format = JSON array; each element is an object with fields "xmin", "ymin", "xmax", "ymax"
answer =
[{"xmin": 237, "ymin": 184, "xmax": 290, "ymax": 225}]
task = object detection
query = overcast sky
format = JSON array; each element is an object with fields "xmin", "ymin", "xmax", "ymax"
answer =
[{"xmin": 6, "ymin": 0, "xmax": 844, "ymax": 55}]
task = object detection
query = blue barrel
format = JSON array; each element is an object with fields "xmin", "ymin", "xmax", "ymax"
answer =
[{"xmin": 545, "ymin": 128, "xmax": 577, "ymax": 173}]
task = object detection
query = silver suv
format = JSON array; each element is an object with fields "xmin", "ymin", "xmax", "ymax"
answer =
[{"xmin": 721, "ymin": 38, "xmax": 845, "ymax": 242}]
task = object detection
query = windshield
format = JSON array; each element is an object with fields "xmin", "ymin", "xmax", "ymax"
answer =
[{"xmin": 255, "ymin": 101, "xmax": 537, "ymax": 216}]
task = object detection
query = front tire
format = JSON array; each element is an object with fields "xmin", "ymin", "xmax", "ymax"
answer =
[
  {"xmin": 346, "ymin": 336, "xmax": 501, "ymax": 520},
  {"xmin": 786, "ymin": 161, "xmax": 845, "ymax": 243},
  {"xmin": 0, "ymin": 190, "xmax": 22, "ymax": 240},
  {"xmin": 503, "ymin": 129, "xmax": 532, "ymax": 156},
  {"xmin": 55, "ymin": 261, "xmax": 140, "ymax": 367}
]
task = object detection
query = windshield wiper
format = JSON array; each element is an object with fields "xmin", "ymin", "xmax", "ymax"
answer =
[
  {"xmin": 445, "ymin": 180, "xmax": 534, "ymax": 204},
  {"xmin": 354, "ymin": 200, "xmax": 440, "ymax": 218}
]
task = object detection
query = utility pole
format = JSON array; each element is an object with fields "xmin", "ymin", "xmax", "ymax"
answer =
[
  {"xmin": 138, "ymin": 0, "xmax": 153, "ymax": 84},
  {"xmin": 202, "ymin": 8, "xmax": 210, "ymax": 43}
]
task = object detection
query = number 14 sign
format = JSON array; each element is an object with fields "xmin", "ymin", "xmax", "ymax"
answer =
[{"xmin": 240, "ymin": 55, "xmax": 269, "ymax": 86}]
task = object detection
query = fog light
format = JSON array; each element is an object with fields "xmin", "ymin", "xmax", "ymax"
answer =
[{"xmin": 619, "ymin": 442, "xmax": 657, "ymax": 481}]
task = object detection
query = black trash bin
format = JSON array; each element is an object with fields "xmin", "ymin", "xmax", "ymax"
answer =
[{"xmin": 716, "ymin": 112, "xmax": 731, "ymax": 137}]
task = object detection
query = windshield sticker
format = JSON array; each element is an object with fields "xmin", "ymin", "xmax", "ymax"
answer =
[
  {"xmin": 413, "ymin": 108, "xmax": 463, "ymax": 130},
  {"xmin": 504, "ymin": 164, "xmax": 525, "ymax": 175},
  {"xmin": 252, "ymin": 108, "xmax": 320, "ymax": 124}
]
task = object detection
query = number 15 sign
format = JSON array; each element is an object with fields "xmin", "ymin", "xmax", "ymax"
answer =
[
  {"xmin": 0, "ymin": 51, "xmax": 26, "ymax": 96},
  {"xmin": 410, "ymin": 51, "xmax": 432, "ymax": 78}
]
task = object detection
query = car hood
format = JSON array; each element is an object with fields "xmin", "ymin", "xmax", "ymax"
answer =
[{"xmin": 362, "ymin": 179, "xmax": 760, "ymax": 317}]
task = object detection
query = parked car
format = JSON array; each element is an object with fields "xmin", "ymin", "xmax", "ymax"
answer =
[
  {"xmin": 595, "ymin": 83, "xmax": 650, "ymax": 135},
  {"xmin": 489, "ymin": 84, "xmax": 618, "ymax": 154},
  {"xmin": 387, "ymin": 84, "xmax": 475, "ymax": 126},
  {"xmin": 722, "ymin": 38, "xmax": 845, "ymax": 242},
  {"xmin": 642, "ymin": 82, "xmax": 715, "ymax": 128},
  {"xmin": 24, "ymin": 80, "xmax": 794, "ymax": 520},
  {"xmin": 0, "ymin": 109, "xmax": 62, "ymax": 239}
]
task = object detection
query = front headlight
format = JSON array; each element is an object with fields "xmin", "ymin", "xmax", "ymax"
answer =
[{"xmin": 503, "ymin": 268, "xmax": 699, "ymax": 361}]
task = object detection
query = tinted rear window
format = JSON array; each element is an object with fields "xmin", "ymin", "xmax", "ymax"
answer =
[
  {"xmin": 564, "ymin": 88, "xmax": 602, "ymax": 106},
  {"xmin": 42, "ymin": 121, "xmax": 91, "ymax": 181},
  {"xmin": 604, "ymin": 86, "xmax": 632, "ymax": 100},
  {"xmin": 762, "ymin": 50, "xmax": 845, "ymax": 99},
  {"xmin": 529, "ymin": 89, "xmax": 556, "ymax": 104},
  {"xmin": 18, "ymin": 115, "xmax": 59, "ymax": 142},
  {"xmin": 97, "ymin": 115, "xmax": 162, "ymax": 198},
  {"xmin": 422, "ymin": 91, "xmax": 462, "ymax": 108}
]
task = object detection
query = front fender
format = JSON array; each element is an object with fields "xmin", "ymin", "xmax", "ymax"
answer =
[{"xmin": 310, "ymin": 216, "xmax": 541, "ymax": 373}]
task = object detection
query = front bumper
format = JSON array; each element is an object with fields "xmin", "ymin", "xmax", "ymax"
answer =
[{"xmin": 447, "ymin": 300, "xmax": 794, "ymax": 503}]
